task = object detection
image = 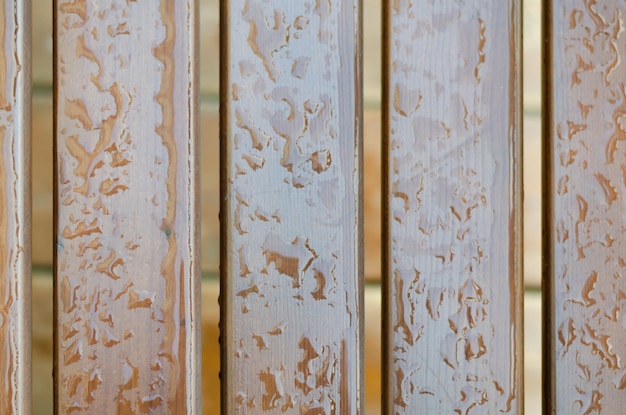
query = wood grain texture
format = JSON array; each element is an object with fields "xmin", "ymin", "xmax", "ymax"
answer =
[
  {"xmin": 0, "ymin": 0, "xmax": 31, "ymax": 413},
  {"xmin": 54, "ymin": 0, "xmax": 200, "ymax": 412},
  {"xmin": 382, "ymin": 1, "xmax": 523, "ymax": 413},
  {"xmin": 221, "ymin": 0, "xmax": 363, "ymax": 413},
  {"xmin": 543, "ymin": 1, "xmax": 626, "ymax": 413}
]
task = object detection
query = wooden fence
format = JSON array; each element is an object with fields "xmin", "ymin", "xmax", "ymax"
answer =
[{"xmin": 1, "ymin": 0, "xmax": 625, "ymax": 413}]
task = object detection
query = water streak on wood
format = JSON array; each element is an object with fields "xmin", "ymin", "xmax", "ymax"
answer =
[
  {"xmin": 55, "ymin": 0, "xmax": 199, "ymax": 412},
  {"xmin": 383, "ymin": 1, "xmax": 523, "ymax": 413}
]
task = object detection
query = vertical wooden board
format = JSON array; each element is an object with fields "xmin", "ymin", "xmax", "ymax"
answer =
[
  {"xmin": 382, "ymin": 1, "xmax": 523, "ymax": 413},
  {"xmin": 0, "ymin": 0, "xmax": 30, "ymax": 413},
  {"xmin": 544, "ymin": 1, "xmax": 626, "ymax": 413},
  {"xmin": 54, "ymin": 0, "xmax": 200, "ymax": 413},
  {"xmin": 221, "ymin": 0, "xmax": 363, "ymax": 413}
]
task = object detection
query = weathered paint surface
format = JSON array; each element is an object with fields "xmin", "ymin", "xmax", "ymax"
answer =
[
  {"xmin": 221, "ymin": 0, "xmax": 363, "ymax": 413},
  {"xmin": 0, "ymin": 0, "xmax": 31, "ymax": 413},
  {"xmin": 545, "ymin": 1, "xmax": 626, "ymax": 413},
  {"xmin": 383, "ymin": 1, "xmax": 523, "ymax": 413},
  {"xmin": 55, "ymin": 0, "xmax": 199, "ymax": 412}
]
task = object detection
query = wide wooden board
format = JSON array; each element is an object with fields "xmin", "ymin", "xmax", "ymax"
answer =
[
  {"xmin": 382, "ymin": 1, "xmax": 524, "ymax": 413},
  {"xmin": 54, "ymin": 0, "xmax": 200, "ymax": 412},
  {"xmin": 220, "ymin": 0, "xmax": 363, "ymax": 413}
]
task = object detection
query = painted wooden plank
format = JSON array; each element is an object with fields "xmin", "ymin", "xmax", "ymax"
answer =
[
  {"xmin": 543, "ymin": 1, "xmax": 626, "ymax": 413},
  {"xmin": 382, "ymin": 1, "xmax": 523, "ymax": 413},
  {"xmin": 0, "ymin": 0, "xmax": 31, "ymax": 413},
  {"xmin": 54, "ymin": 0, "xmax": 200, "ymax": 412},
  {"xmin": 220, "ymin": 0, "xmax": 363, "ymax": 413}
]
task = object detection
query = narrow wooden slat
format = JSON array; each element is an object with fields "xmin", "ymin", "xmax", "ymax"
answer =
[
  {"xmin": 544, "ymin": 1, "xmax": 626, "ymax": 413},
  {"xmin": 54, "ymin": 0, "xmax": 200, "ymax": 412},
  {"xmin": 382, "ymin": 1, "xmax": 523, "ymax": 413},
  {"xmin": 221, "ymin": 0, "xmax": 363, "ymax": 413},
  {"xmin": 0, "ymin": 0, "xmax": 31, "ymax": 413}
]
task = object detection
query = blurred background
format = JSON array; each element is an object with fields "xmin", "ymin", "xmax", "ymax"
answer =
[{"xmin": 30, "ymin": 0, "xmax": 542, "ymax": 413}]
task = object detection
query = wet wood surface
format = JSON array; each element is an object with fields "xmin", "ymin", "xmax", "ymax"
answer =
[
  {"xmin": 221, "ymin": 0, "xmax": 363, "ymax": 413},
  {"xmin": 543, "ymin": 1, "xmax": 626, "ymax": 413},
  {"xmin": 29, "ymin": 0, "xmax": 548, "ymax": 288},
  {"xmin": 0, "ymin": 0, "xmax": 31, "ymax": 413},
  {"xmin": 54, "ymin": 0, "xmax": 200, "ymax": 412},
  {"xmin": 382, "ymin": 1, "xmax": 523, "ymax": 413}
]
